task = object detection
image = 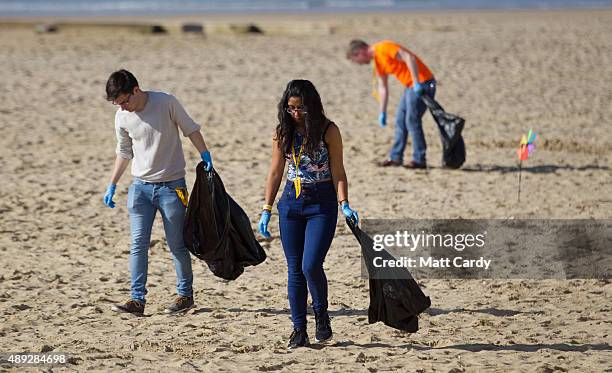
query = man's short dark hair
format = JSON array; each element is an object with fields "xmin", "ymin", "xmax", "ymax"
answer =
[
  {"xmin": 346, "ymin": 39, "xmax": 369, "ymax": 59},
  {"xmin": 106, "ymin": 69, "xmax": 139, "ymax": 101}
]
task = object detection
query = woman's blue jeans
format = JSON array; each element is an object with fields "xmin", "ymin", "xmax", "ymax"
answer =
[
  {"xmin": 390, "ymin": 80, "xmax": 437, "ymax": 164},
  {"xmin": 127, "ymin": 178, "xmax": 193, "ymax": 303},
  {"xmin": 277, "ymin": 181, "xmax": 338, "ymax": 329}
]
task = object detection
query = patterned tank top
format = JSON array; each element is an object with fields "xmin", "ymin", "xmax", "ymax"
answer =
[{"xmin": 285, "ymin": 123, "xmax": 332, "ymax": 184}]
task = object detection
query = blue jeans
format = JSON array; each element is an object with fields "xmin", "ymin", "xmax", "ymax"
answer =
[
  {"xmin": 127, "ymin": 178, "xmax": 193, "ymax": 303},
  {"xmin": 277, "ymin": 181, "xmax": 338, "ymax": 329},
  {"xmin": 390, "ymin": 80, "xmax": 436, "ymax": 164}
]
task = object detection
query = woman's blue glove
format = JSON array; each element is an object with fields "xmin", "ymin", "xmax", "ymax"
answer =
[
  {"xmin": 342, "ymin": 202, "xmax": 359, "ymax": 225},
  {"xmin": 258, "ymin": 210, "xmax": 271, "ymax": 238},
  {"xmin": 103, "ymin": 183, "xmax": 116, "ymax": 208},
  {"xmin": 412, "ymin": 81, "xmax": 424, "ymax": 96},
  {"xmin": 378, "ymin": 112, "xmax": 387, "ymax": 128},
  {"xmin": 200, "ymin": 150, "xmax": 213, "ymax": 171}
]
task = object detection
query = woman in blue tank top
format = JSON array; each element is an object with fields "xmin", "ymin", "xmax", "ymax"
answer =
[{"xmin": 258, "ymin": 80, "xmax": 359, "ymax": 349}]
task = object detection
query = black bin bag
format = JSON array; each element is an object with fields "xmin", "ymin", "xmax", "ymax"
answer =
[
  {"xmin": 346, "ymin": 219, "xmax": 431, "ymax": 332},
  {"xmin": 183, "ymin": 163, "xmax": 266, "ymax": 281},
  {"xmin": 421, "ymin": 94, "xmax": 466, "ymax": 169}
]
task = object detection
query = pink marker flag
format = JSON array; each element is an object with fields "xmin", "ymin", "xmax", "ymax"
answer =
[
  {"xmin": 517, "ymin": 129, "xmax": 538, "ymax": 202},
  {"xmin": 518, "ymin": 146, "xmax": 529, "ymax": 161}
]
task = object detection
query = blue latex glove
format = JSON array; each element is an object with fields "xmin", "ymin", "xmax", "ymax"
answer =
[
  {"xmin": 378, "ymin": 112, "xmax": 387, "ymax": 128},
  {"xmin": 412, "ymin": 81, "xmax": 424, "ymax": 96},
  {"xmin": 258, "ymin": 210, "xmax": 271, "ymax": 238},
  {"xmin": 103, "ymin": 183, "xmax": 116, "ymax": 209},
  {"xmin": 342, "ymin": 202, "xmax": 359, "ymax": 226},
  {"xmin": 200, "ymin": 150, "xmax": 213, "ymax": 172}
]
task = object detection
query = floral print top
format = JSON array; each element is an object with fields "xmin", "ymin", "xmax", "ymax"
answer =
[{"xmin": 286, "ymin": 130, "xmax": 332, "ymax": 184}]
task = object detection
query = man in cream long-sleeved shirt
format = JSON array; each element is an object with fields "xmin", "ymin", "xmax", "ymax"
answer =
[{"xmin": 103, "ymin": 69, "xmax": 213, "ymax": 316}]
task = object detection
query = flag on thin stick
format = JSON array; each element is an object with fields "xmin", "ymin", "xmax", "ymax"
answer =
[{"xmin": 517, "ymin": 129, "xmax": 537, "ymax": 203}]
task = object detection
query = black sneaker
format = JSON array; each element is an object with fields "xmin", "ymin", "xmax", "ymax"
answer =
[
  {"xmin": 287, "ymin": 328, "xmax": 310, "ymax": 349},
  {"xmin": 314, "ymin": 311, "xmax": 332, "ymax": 342},
  {"xmin": 163, "ymin": 296, "xmax": 195, "ymax": 314},
  {"xmin": 111, "ymin": 299, "xmax": 145, "ymax": 316}
]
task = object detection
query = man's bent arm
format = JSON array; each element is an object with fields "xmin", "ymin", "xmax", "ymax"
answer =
[
  {"xmin": 377, "ymin": 74, "xmax": 389, "ymax": 113},
  {"xmin": 188, "ymin": 130, "xmax": 209, "ymax": 154},
  {"xmin": 109, "ymin": 156, "xmax": 130, "ymax": 185},
  {"xmin": 398, "ymin": 49, "xmax": 420, "ymax": 85}
]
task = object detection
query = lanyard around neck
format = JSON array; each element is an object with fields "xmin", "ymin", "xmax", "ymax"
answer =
[{"xmin": 291, "ymin": 135, "xmax": 305, "ymax": 198}]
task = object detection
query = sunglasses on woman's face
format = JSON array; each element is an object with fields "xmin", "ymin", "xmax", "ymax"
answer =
[{"xmin": 286, "ymin": 105, "xmax": 307, "ymax": 114}]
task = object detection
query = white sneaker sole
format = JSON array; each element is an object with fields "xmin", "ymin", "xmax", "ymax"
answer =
[{"xmin": 314, "ymin": 334, "xmax": 333, "ymax": 343}]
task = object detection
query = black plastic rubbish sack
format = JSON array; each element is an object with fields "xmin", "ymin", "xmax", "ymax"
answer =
[
  {"xmin": 421, "ymin": 94, "xmax": 466, "ymax": 169},
  {"xmin": 346, "ymin": 219, "xmax": 431, "ymax": 332},
  {"xmin": 184, "ymin": 163, "xmax": 266, "ymax": 281}
]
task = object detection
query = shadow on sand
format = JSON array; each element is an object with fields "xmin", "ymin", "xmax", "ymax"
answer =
[
  {"xmin": 325, "ymin": 341, "xmax": 610, "ymax": 353},
  {"xmin": 460, "ymin": 163, "xmax": 609, "ymax": 174}
]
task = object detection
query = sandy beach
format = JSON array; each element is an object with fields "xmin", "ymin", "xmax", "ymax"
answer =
[{"xmin": 1, "ymin": 9, "xmax": 611, "ymax": 372}]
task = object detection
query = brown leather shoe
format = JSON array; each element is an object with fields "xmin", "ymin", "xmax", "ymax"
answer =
[
  {"xmin": 163, "ymin": 296, "xmax": 195, "ymax": 314},
  {"xmin": 111, "ymin": 299, "xmax": 145, "ymax": 316},
  {"xmin": 403, "ymin": 160, "xmax": 427, "ymax": 169},
  {"xmin": 378, "ymin": 159, "xmax": 402, "ymax": 167}
]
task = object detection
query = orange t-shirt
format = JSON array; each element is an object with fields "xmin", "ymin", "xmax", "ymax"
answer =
[{"xmin": 373, "ymin": 40, "xmax": 434, "ymax": 87}]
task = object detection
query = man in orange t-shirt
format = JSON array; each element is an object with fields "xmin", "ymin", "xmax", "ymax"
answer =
[{"xmin": 347, "ymin": 39, "xmax": 436, "ymax": 169}]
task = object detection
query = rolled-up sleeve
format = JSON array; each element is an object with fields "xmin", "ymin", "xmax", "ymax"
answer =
[
  {"xmin": 168, "ymin": 95, "xmax": 201, "ymax": 137},
  {"xmin": 115, "ymin": 116, "xmax": 134, "ymax": 160}
]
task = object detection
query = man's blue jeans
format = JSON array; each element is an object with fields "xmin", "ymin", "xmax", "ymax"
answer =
[
  {"xmin": 277, "ymin": 181, "xmax": 338, "ymax": 329},
  {"xmin": 390, "ymin": 80, "xmax": 436, "ymax": 164},
  {"xmin": 127, "ymin": 178, "xmax": 193, "ymax": 303}
]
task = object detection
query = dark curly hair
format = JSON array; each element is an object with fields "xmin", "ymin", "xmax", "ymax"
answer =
[{"xmin": 275, "ymin": 80, "xmax": 329, "ymax": 156}]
